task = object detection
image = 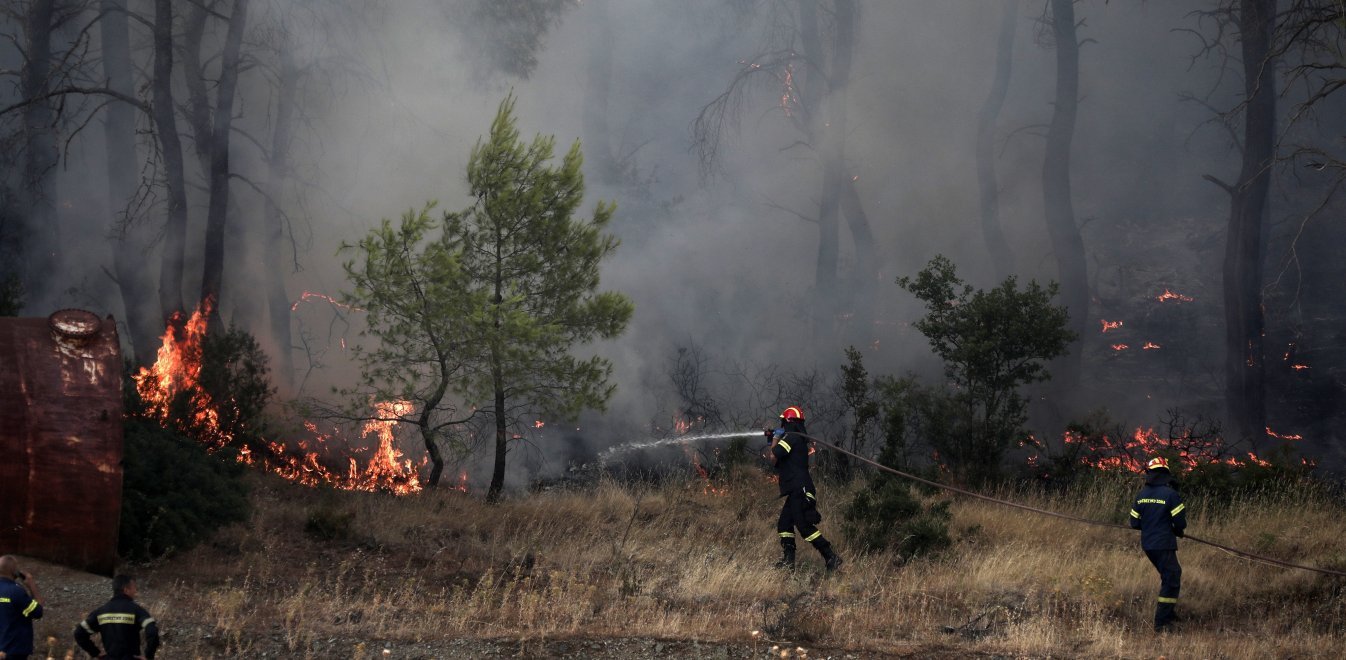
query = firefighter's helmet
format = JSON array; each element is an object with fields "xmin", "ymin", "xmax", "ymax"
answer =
[
  {"xmin": 780, "ymin": 406, "xmax": 804, "ymax": 421},
  {"xmin": 1146, "ymin": 456, "xmax": 1170, "ymax": 472}
]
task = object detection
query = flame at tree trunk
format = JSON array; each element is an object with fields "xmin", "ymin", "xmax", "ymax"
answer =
[{"xmin": 132, "ymin": 301, "xmax": 424, "ymax": 494}]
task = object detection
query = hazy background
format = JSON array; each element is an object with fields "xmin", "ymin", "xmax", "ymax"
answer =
[{"xmin": 3, "ymin": 0, "xmax": 1342, "ymax": 488}]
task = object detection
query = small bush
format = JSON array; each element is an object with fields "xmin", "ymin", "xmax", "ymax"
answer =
[
  {"xmin": 119, "ymin": 415, "xmax": 250, "ymax": 560},
  {"xmin": 304, "ymin": 506, "xmax": 355, "ymax": 541},
  {"xmin": 842, "ymin": 419, "xmax": 952, "ymax": 560}
]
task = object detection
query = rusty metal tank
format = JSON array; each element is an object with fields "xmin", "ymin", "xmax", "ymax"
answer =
[{"xmin": 0, "ymin": 309, "xmax": 123, "ymax": 575}]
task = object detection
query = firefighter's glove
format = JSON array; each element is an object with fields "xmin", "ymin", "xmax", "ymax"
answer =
[{"xmin": 764, "ymin": 428, "xmax": 774, "ymax": 443}]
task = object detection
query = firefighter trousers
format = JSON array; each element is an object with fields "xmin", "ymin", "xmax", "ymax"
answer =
[
  {"xmin": 1144, "ymin": 549, "xmax": 1182, "ymax": 628},
  {"xmin": 777, "ymin": 488, "xmax": 831, "ymax": 553}
]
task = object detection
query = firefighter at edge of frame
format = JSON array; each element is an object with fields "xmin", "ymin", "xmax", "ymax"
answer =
[
  {"xmin": 74, "ymin": 574, "xmax": 160, "ymax": 660},
  {"xmin": 0, "ymin": 555, "xmax": 45, "ymax": 660},
  {"xmin": 765, "ymin": 406, "xmax": 843, "ymax": 572},
  {"xmin": 1129, "ymin": 456, "xmax": 1188, "ymax": 633}
]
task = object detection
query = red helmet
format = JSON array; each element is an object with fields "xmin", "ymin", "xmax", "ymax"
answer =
[
  {"xmin": 1146, "ymin": 456, "xmax": 1170, "ymax": 472},
  {"xmin": 780, "ymin": 406, "xmax": 804, "ymax": 421}
]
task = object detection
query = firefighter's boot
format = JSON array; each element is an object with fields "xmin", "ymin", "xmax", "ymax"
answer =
[
  {"xmin": 774, "ymin": 538, "xmax": 797, "ymax": 570},
  {"xmin": 813, "ymin": 538, "xmax": 843, "ymax": 572}
]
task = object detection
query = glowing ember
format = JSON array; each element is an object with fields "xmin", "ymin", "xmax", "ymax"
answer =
[
  {"xmin": 1142, "ymin": 342, "xmax": 1161, "ymax": 350},
  {"xmin": 683, "ymin": 445, "xmax": 728, "ymax": 496},
  {"xmin": 1047, "ymin": 426, "xmax": 1275, "ymax": 473},
  {"xmin": 290, "ymin": 290, "xmax": 362, "ymax": 312},
  {"xmin": 1111, "ymin": 344, "xmax": 1129, "ymax": 351},
  {"xmin": 132, "ymin": 300, "xmax": 423, "ymax": 494},
  {"xmin": 1100, "ymin": 319, "xmax": 1123, "ymax": 333},
  {"xmin": 1290, "ymin": 364, "xmax": 1310, "ymax": 370},
  {"xmin": 533, "ymin": 420, "xmax": 545, "ymax": 429},
  {"xmin": 1266, "ymin": 427, "xmax": 1304, "ymax": 441},
  {"xmin": 1155, "ymin": 289, "xmax": 1194, "ymax": 303}
]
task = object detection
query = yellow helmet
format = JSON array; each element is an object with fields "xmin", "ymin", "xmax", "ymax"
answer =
[{"xmin": 1146, "ymin": 456, "xmax": 1170, "ymax": 472}]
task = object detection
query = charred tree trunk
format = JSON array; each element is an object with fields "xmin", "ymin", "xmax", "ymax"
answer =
[
  {"xmin": 488, "ymin": 221, "xmax": 507, "ymax": 503},
  {"xmin": 977, "ymin": 0, "xmax": 1018, "ymax": 278},
  {"xmin": 1042, "ymin": 0, "xmax": 1087, "ymax": 392},
  {"xmin": 797, "ymin": 1, "xmax": 840, "ymax": 303},
  {"xmin": 151, "ymin": 0, "xmax": 189, "ymax": 320},
  {"xmin": 198, "ymin": 0, "xmax": 249, "ymax": 324},
  {"xmin": 20, "ymin": 0, "xmax": 59, "ymax": 302},
  {"xmin": 101, "ymin": 0, "xmax": 160, "ymax": 361},
  {"xmin": 1223, "ymin": 0, "xmax": 1277, "ymax": 446},
  {"xmin": 262, "ymin": 46, "xmax": 298, "ymax": 389}
]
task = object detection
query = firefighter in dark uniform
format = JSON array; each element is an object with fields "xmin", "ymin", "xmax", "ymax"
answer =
[
  {"xmin": 767, "ymin": 406, "xmax": 842, "ymax": 572},
  {"xmin": 0, "ymin": 555, "xmax": 44, "ymax": 660},
  {"xmin": 1129, "ymin": 456, "xmax": 1187, "ymax": 632},
  {"xmin": 74, "ymin": 574, "xmax": 160, "ymax": 660}
]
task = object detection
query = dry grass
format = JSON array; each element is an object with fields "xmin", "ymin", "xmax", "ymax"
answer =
[{"xmin": 68, "ymin": 468, "xmax": 1346, "ymax": 657}]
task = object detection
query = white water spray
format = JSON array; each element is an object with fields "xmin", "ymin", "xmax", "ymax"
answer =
[{"xmin": 597, "ymin": 431, "xmax": 761, "ymax": 466}]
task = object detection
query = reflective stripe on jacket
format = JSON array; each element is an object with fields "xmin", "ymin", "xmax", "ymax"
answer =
[{"xmin": 1129, "ymin": 472, "xmax": 1187, "ymax": 551}]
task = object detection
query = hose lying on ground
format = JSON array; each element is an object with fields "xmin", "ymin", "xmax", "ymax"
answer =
[{"xmin": 801, "ymin": 432, "xmax": 1346, "ymax": 578}]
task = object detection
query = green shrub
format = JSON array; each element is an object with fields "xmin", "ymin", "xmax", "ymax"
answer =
[
  {"xmin": 842, "ymin": 475, "xmax": 952, "ymax": 560},
  {"xmin": 119, "ymin": 415, "xmax": 250, "ymax": 560},
  {"xmin": 304, "ymin": 506, "xmax": 355, "ymax": 541}
]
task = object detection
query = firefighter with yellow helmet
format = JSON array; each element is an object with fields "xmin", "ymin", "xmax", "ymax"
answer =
[
  {"xmin": 766, "ymin": 406, "xmax": 842, "ymax": 572},
  {"xmin": 1129, "ymin": 456, "xmax": 1187, "ymax": 632}
]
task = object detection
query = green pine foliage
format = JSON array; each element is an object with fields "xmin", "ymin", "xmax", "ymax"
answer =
[
  {"xmin": 450, "ymin": 94, "xmax": 633, "ymax": 500},
  {"xmin": 343, "ymin": 95, "xmax": 633, "ymax": 499},
  {"xmin": 897, "ymin": 255, "xmax": 1076, "ymax": 484}
]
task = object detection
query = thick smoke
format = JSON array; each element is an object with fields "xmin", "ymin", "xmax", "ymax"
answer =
[{"xmin": 3, "ymin": 0, "xmax": 1342, "ymax": 488}]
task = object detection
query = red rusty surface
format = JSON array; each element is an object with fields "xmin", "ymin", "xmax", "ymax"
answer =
[{"xmin": 0, "ymin": 311, "xmax": 123, "ymax": 575}]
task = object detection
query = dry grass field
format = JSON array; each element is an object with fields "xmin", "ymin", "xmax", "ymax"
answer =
[{"xmin": 26, "ymin": 467, "xmax": 1346, "ymax": 658}]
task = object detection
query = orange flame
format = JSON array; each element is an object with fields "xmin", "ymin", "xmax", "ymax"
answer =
[
  {"xmin": 1290, "ymin": 364, "xmax": 1310, "ymax": 371},
  {"xmin": 1050, "ymin": 425, "xmax": 1276, "ymax": 473},
  {"xmin": 132, "ymin": 300, "xmax": 423, "ymax": 494},
  {"xmin": 1142, "ymin": 342, "xmax": 1162, "ymax": 350},
  {"xmin": 1155, "ymin": 289, "xmax": 1194, "ymax": 303},
  {"xmin": 1111, "ymin": 344, "xmax": 1129, "ymax": 351},
  {"xmin": 1100, "ymin": 319, "xmax": 1123, "ymax": 333},
  {"xmin": 533, "ymin": 420, "xmax": 545, "ymax": 429},
  {"xmin": 1266, "ymin": 427, "xmax": 1304, "ymax": 441},
  {"xmin": 290, "ymin": 290, "xmax": 362, "ymax": 312},
  {"xmin": 682, "ymin": 446, "xmax": 728, "ymax": 496}
]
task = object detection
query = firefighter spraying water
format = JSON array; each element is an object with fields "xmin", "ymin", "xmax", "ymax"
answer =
[{"xmin": 765, "ymin": 407, "xmax": 842, "ymax": 572}]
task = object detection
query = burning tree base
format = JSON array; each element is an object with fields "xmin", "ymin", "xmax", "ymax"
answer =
[{"xmin": 132, "ymin": 300, "xmax": 426, "ymax": 495}]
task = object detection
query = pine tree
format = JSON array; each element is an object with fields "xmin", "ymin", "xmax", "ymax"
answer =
[{"xmin": 448, "ymin": 95, "xmax": 633, "ymax": 501}]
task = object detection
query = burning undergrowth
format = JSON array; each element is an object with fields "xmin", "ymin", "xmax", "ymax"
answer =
[{"xmin": 131, "ymin": 300, "xmax": 426, "ymax": 495}]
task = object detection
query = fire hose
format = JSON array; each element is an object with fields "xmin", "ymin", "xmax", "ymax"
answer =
[{"xmin": 796, "ymin": 432, "xmax": 1346, "ymax": 579}]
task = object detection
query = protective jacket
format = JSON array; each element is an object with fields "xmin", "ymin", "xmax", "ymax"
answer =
[
  {"xmin": 771, "ymin": 420, "xmax": 814, "ymax": 496},
  {"xmin": 75, "ymin": 593, "xmax": 159, "ymax": 660},
  {"xmin": 0, "ymin": 576, "xmax": 42, "ymax": 656},
  {"xmin": 1129, "ymin": 471, "xmax": 1187, "ymax": 551}
]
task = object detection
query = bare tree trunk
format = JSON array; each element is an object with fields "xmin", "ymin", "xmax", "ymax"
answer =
[
  {"xmin": 488, "ymin": 223, "xmax": 507, "ymax": 503},
  {"xmin": 20, "ymin": 0, "xmax": 60, "ymax": 302},
  {"xmin": 977, "ymin": 0, "xmax": 1018, "ymax": 278},
  {"xmin": 1223, "ymin": 0, "xmax": 1277, "ymax": 445},
  {"xmin": 152, "ymin": 0, "xmax": 188, "ymax": 320},
  {"xmin": 100, "ymin": 0, "xmax": 160, "ymax": 360},
  {"xmin": 262, "ymin": 45, "xmax": 298, "ymax": 390},
  {"xmin": 1042, "ymin": 0, "xmax": 1087, "ymax": 392},
  {"xmin": 198, "ymin": 0, "xmax": 249, "ymax": 324},
  {"xmin": 798, "ymin": 1, "xmax": 839, "ymax": 300}
]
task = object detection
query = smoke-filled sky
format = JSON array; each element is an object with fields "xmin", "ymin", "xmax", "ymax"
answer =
[{"xmin": 6, "ymin": 0, "xmax": 1342, "ymax": 482}]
